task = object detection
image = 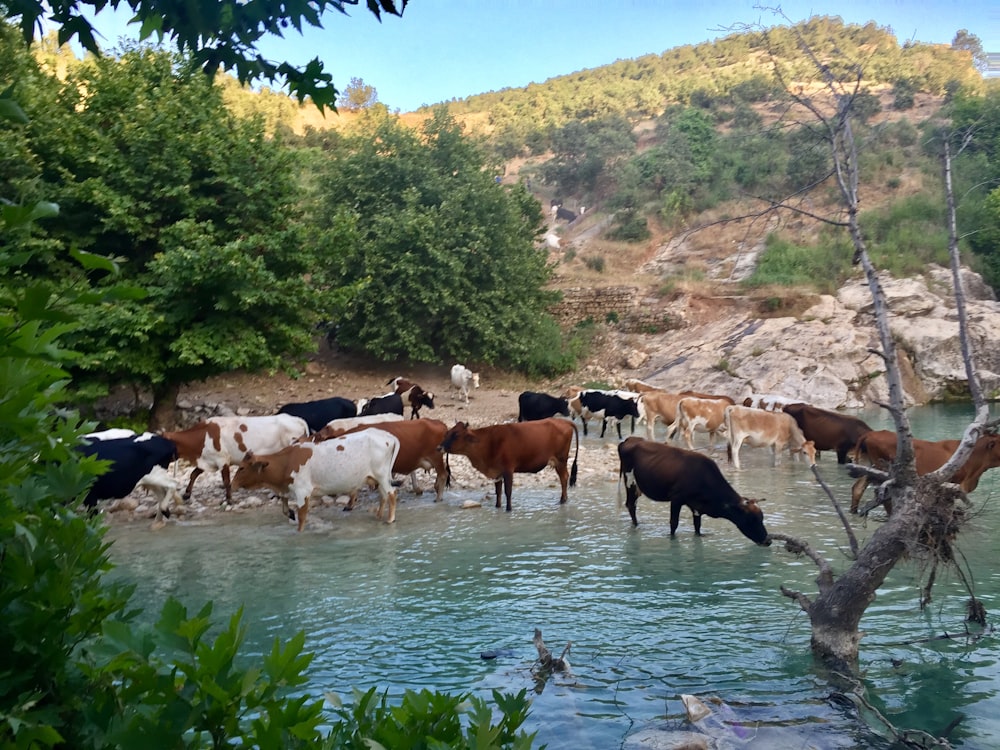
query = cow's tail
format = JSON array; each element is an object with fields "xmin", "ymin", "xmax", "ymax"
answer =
[
  {"xmin": 445, "ymin": 452, "xmax": 452, "ymax": 487},
  {"xmin": 724, "ymin": 407, "xmax": 734, "ymax": 463},
  {"xmin": 569, "ymin": 422, "xmax": 579, "ymax": 487}
]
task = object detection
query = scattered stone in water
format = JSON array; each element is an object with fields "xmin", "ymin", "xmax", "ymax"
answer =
[{"xmin": 462, "ymin": 500, "xmax": 482, "ymax": 509}]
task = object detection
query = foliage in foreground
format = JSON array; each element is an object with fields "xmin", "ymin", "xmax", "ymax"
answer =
[{"xmin": 1, "ymin": 102, "xmax": 536, "ymax": 749}]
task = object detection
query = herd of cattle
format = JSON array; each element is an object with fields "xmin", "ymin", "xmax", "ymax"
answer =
[{"xmin": 77, "ymin": 369, "xmax": 1000, "ymax": 543}]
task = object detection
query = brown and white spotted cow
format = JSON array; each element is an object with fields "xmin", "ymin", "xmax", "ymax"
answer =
[
  {"xmin": 162, "ymin": 414, "xmax": 309, "ymax": 502},
  {"xmin": 231, "ymin": 430, "xmax": 401, "ymax": 531}
]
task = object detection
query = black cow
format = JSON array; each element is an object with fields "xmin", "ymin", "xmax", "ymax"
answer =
[
  {"xmin": 617, "ymin": 437, "xmax": 770, "ymax": 545},
  {"xmin": 517, "ymin": 391, "xmax": 570, "ymax": 422},
  {"xmin": 579, "ymin": 390, "xmax": 639, "ymax": 439},
  {"xmin": 782, "ymin": 403, "xmax": 872, "ymax": 464},
  {"xmin": 77, "ymin": 434, "xmax": 178, "ymax": 515},
  {"xmin": 555, "ymin": 206, "xmax": 577, "ymax": 222},
  {"xmin": 278, "ymin": 396, "xmax": 357, "ymax": 433},
  {"xmin": 360, "ymin": 392, "xmax": 405, "ymax": 417}
]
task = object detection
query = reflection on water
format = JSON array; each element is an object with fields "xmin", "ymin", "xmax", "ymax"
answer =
[{"xmin": 106, "ymin": 405, "xmax": 1000, "ymax": 749}]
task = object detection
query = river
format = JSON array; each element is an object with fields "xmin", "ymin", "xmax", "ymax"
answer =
[{"xmin": 105, "ymin": 404, "xmax": 1000, "ymax": 749}]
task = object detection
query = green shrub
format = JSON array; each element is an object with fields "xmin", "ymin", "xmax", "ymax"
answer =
[
  {"xmin": 606, "ymin": 210, "xmax": 650, "ymax": 242},
  {"xmin": 583, "ymin": 254, "xmax": 606, "ymax": 272},
  {"xmin": 325, "ymin": 687, "xmax": 536, "ymax": 749},
  {"xmin": 742, "ymin": 234, "xmax": 849, "ymax": 293}
]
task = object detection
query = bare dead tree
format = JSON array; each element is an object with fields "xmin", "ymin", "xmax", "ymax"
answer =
[{"xmin": 732, "ymin": 11, "xmax": 995, "ymax": 684}]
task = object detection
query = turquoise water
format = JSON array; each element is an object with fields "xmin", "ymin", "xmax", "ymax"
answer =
[{"xmin": 105, "ymin": 404, "xmax": 1000, "ymax": 748}]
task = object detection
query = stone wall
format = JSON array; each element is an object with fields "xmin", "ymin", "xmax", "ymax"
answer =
[{"xmin": 551, "ymin": 286, "xmax": 682, "ymax": 334}]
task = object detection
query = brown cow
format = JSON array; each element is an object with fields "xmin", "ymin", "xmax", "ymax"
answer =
[
  {"xmin": 673, "ymin": 397, "xmax": 730, "ymax": 450},
  {"xmin": 782, "ymin": 403, "xmax": 872, "ymax": 464},
  {"xmin": 617, "ymin": 437, "xmax": 770, "ymax": 545},
  {"xmin": 851, "ymin": 430, "xmax": 1000, "ymax": 512},
  {"xmin": 724, "ymin": 405, "xmax": 816, "ymax": 469},
  {"xmin": 322, "ymin": 418, "xmax": 452, "ymax": 502},
  {"xmin": 639, "ymin": 391, "xmax": 735, "ymax": 441},
  {"xmin": 438, "ymin": 418, "xmax": 579, "ymax": 511}
]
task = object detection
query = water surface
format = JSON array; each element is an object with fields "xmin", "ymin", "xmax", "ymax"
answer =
[{"xmin": 106, "ymin": 404, "xmax": 1000, "ymax": 748}]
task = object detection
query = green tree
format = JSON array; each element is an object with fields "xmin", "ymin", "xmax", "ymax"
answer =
[
  {"xmin": 2, "ymin": 0, "xmax": 406, "ymax": 109},
  {"xmin": 318, "ymin": 108, "xmax": 566, "ymax": 371},
  {"xmin": 952, "ymin": 29, "xmax": 988, "ymax": 73},
  {"xmin": 5, "ymin": 44, "xmax": 337, "ymax": 428},
  {"xmin": 336, "ymin": 76, "xmax": 379, "ymax": 111}
]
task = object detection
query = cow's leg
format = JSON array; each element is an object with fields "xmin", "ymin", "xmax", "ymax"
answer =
[
  {"xmin": 849, "ymin": 476, "xmax": 868, "ymax": 513},
  {"xmin": 493, "ymin": 480, "xmax": 503, "ymax": 509},
  {"xmin": 624, "ymin": 480, "xmax": 640, "ymax": 526},
  {"xmin": 281, "ymin": 495, "xmax": 295, "ymax": 521},
  {"xmin": 220, "ymin": 464, "xmax": 232, "ymax": 502},
  {"xmin": 555, "ymin": 461, "xmax": 569, "ymax": 504},
  {"xmin": 502, "ymin": 472, "xmax": 514, "ymax": 512},
  {"xmin": 296, "ymin": 500, "xmax": 309, "ymax": 532},
  {"xmin": 729, "ymin": 437, "xmax": 742, "ymax": 469},
  {"xmin": 183, "ymin": 467, "xmax": 204, "ymax": 499},
  {"xmin": 692, "ymin": 510, "xmax": 703, "ymax": 536},
  {"xmin": 409, "ymin": 471, "xmax": 422, "ymax": 495},
  {"xmin": 669, "ymin": 500, "xmax": 683, "ymax": 536},
  {"xmin": 384, "ymin": 489, "xmax": 398, "ymax": 524},
  {"xmin": 836, "ymin": 445, "xmax": 849, "ymax": 464},
  {"xmin": 433, "ymin": 468, "xmax": 447, "ymax": 501},
  {"xmin": 615, "ymin": 420, "xmax": 624, "ymax": 440}
]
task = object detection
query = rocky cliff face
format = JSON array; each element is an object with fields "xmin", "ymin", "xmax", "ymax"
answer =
[{"xmin": 609, "ymin": 265, "xmax": 1000, "ymax": 409}]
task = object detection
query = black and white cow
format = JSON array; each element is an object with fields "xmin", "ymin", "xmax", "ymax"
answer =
[
  {"xmin": 77, "ymin": 433, "xmax": 180, "ymax": 519},
  {"xmin": 360, "ymin": 392, "xmax": 405, "ymax": 417},
  {"xmin": 578, "ymin": 390, "xmax": 640, "ymax": 439}
]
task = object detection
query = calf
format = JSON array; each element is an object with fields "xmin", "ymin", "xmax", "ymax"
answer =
[
  {"xmin": 277, "ymin": 396, "xmax": 357, "ymax": 433},
  {"xmin": 617, "ymin": 437, "xmax": 770, "ymax": 545},
  {"xmin": 782, "ymin": 403, "xmax": 872, "ymax": 464},
  {"xmin": 77, "ymin": 433, "xmax": 180, "ymax": 521},
  {"xmin": 231, "ymin": 430, "xmax": 400, "ymax": 531},
  {"xmin": 623, "ymin": 379, "xmax": 662, "ymax": 394},
  {"xmin": 518, "ymin": 391, "xmax": 570, "ymax": 422},
  {"xmin": 162, "ymin": 414, "xmax": 309, "ymax": 501},
  {"xmin": 451, "ymin": 364, "xmax": 480, "ymax": 403},
  {"xmin": 850, "ymin": 430, "xmax": 1000, "ymax": 512},
  {"xmin": 335, "ymin": 419, "xmax": 452, "ymax": 501},
  {"xmin": 438, "ymin": 418, "xmax": 579, "ymax": 511},
  {"xmin": 578, "ymin": 390, "xmax": 640, "ymax": 439},
  {"xmin": 387, "ymin": 377, "xmax": 436, "ymax": 419},
  {"xmin": 638, "ymin": 391, "xmax": 733, "ymax": 440},
  {"xmin": 673, "ymin": 397, "xmax": 729, "ymax": 450},
  {"xmin": 724, "ymin": 405, "xmax": 816, "ymax": 469}
]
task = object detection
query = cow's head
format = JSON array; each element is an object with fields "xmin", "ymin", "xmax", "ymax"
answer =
[
  {"xmin": 231, "ymin": 451, "xmax": 270, "ymax": 491},
  {"xmin": 801, "ymin": 440, "xmax": 817, "ymax": 466},
  {"xmin": 438, "ymin": 422, "xmax": 473, "ymax": 453},
  {"xmin": 737, "ymin": 497, "xmax": 771, "ymax": 546}
]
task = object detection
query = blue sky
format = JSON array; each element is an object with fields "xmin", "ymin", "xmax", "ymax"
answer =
[{"xmin": 81, "ymin": 0, "xmax": 999, "ymax": 112}]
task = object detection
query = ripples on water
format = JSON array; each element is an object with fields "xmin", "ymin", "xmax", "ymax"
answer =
[{"xmin": 106, "ymin": 405, "xmax": 1000, "ymax": 749}]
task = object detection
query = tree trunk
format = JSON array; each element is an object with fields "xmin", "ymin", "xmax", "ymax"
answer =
[{"xmin": 149, "ymin": 381, "xmax": 180, "ymax": 431}]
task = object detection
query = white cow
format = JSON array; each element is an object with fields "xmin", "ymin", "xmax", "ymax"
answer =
[
  {"xmin": 163, "ymin": 414, "xmax": 310, "ymax": 502},
  {"xmin": 450, "ymin": 364, "xmax": 480, "ymax": 403},
  {"xmin": 231, "ymin": 430, "xmax": 401, "ymax": 531},
  {"xmin": 724, "ymin": 405, "xmax": 817, "ymax": 469}
]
